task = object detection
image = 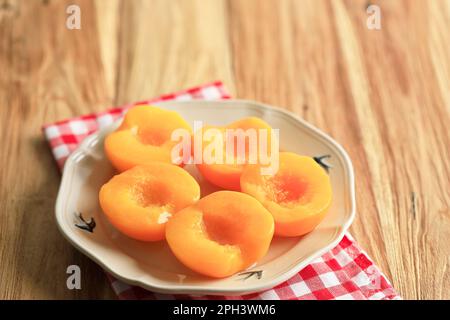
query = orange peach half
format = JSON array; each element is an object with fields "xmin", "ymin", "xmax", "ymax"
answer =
[
  {"xmin": 99, "ymin": 163, "xmax": 200, "ymax": 241},
  {"xmin": 165, "ymin": 191, "xmax": 275, "ymax": 278},
  {"xmin": 105, "ymin": 105, "xmax": 192, "ymax": 172},
  {"xmin": 195, "ymin": 117, "xmax": 274, "ymax": 191},
  {"xmin": 240, "ymin": 152, "xmax": 332, "ymax": 237}
]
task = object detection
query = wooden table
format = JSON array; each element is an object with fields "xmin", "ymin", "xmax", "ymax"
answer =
[{"xmin": 0, "ymin": 0, "xmax": 448, "ymax": 300}]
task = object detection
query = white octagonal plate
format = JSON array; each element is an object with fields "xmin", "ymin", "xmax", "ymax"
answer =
[{"xmin": 55, "ymin": 99, "xmax": 356, "ymax": 296}]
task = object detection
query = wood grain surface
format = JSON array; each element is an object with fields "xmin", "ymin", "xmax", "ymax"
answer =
[{"xmin": 0, "ymin": 0, "xmax": 449, "ymax": 299}]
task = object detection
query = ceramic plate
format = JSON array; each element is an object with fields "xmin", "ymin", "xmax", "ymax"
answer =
[{"xmin": 55, "ymin": 99, "xmax": 356, "ymax": 296}]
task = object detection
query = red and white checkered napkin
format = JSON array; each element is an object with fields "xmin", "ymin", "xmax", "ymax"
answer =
[{"xmin": 43, "ymin": 81, "xmax": 400, "ymax": 300}]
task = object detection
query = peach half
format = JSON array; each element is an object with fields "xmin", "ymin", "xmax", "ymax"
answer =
[
  {"xmin": 99, "ymin": 163, "xmax": 200, "ymax": 241},
  {"xmin": 105, "ymin": 105, "xmax": 192, "ymax": 172},
  {"xmin": 165, "ymin": 191, "xmax": 275, "ymax": 278},
  {"xmin": 240, "ymin": 152, "xmax": 332, "ymax": 237}
]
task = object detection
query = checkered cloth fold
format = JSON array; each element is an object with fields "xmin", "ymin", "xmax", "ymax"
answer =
[{"xmin": 43, "ymin": 81, "xmax": 400, "ymax": 300}]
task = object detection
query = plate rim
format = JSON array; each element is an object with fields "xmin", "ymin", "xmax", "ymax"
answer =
[{"xmin": 55, "ymin": 99, "xmax": 356, "ymax": 296}]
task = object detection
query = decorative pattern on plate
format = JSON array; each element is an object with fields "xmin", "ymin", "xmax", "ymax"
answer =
[
  {"xmin": 313, "ymin": 155, "xmax": 332, "ymax": 172},
  {"xmin": 238, "ymin": 270, "xmax": 263, "ymax": 280},
  {"xmin": 74, "ymin": 212, "xmax": 96, "ymax": 233}
]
